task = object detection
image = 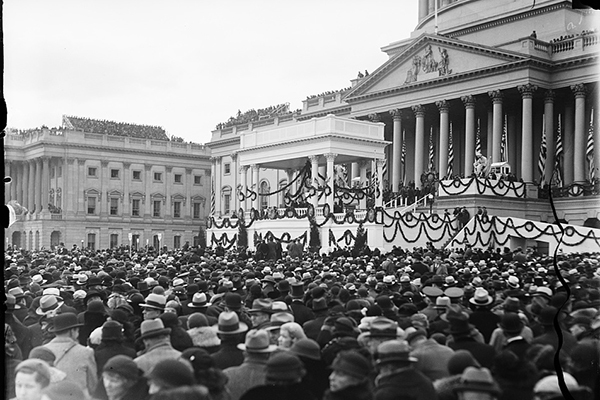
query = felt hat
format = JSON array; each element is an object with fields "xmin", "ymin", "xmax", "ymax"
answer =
[
  {"xmin": 237, "ymin": 329, "xmax": 277, "ymax": 353},
  {"xmin": 103, "ymin": 355, "xmax": 141, "ymax": 381},
  {"xmin": 444, "ymin": 287, "xmax": 464, "ymax": 299},
  {"xmin": 367, "ymin": 317, "xmax": 401, "ymax": 338},
  {"xmin": 8, "ymin": 287, "xmax": 26, "ymax": 300},
  {"xmin": 331, "ymin": 350, "xmax": 372, "ymax": 379},
  {"xmin": 276, "ymin": 279, "xmax": 290, "ymax": 292},
  {"xmin": 139, "ymin": 318, "xmax": 171, "ymax": 340},
  {"xmin": 86, "ymin": 300, "xmax": 108, "ymax": 315},
  {"xmin": 247, "ymin": 298, "xmax": 274, "ymax": 314},
  {"xmin": 224, "ymin": 293, "xmax": 243, "ymax": 311},
  {"xmin": 49, "ymin": 312, "xmax": 84, "ymax": 333},
  {"xmin": 101, "ymin": 320, "xmax": 124, "ymax": 341},
  {"xmin": 289, "ymin": 338, "xmax": 321, "ymax": 360},
  {"xmin": 266, "ymin": 352, "xmax": 305, "ymax": 381},
  {"xmin": 537, "ymin": 306, "xmax": 558, "ymax": 326},
  {"xmin": 447, "ymin": 350, "xmax": 481, "ymax": 375},
  {"xmin": 406, "ymin": 328, "xmax": 428, "ymax": 344},
  {"xmin": 187, "ymin": 292, "xmax": 212, "ymax": 308},
  {"xmin": 187, "ymin": 312, "xmax": 209, "ymax": 328},
  {"xmin": 422, "ymin": 286, "xmax": 443, "ymax": 298},
  {"xmin": 214, "ymin": 311, "xmax": 248, "ymax": 334},
  {"xmin": 36, "ymin": 295, "xmax": 64, "ymax": 316},
  {"xmin": 499, "ymin": 312, "xmax": 524, "ymax": 334},
  {"xmin": 146, "ymin": 359, "xmax": 194, "ymax": 389},
  {"xmin": 311, "ymin": 297, "xmax": 328, "ymax": 311},
  {"xmin": 376, "ymin": 339, "xmax": 418, "ymax": 364},
  {"xmin": 42, "ymin": 287, "xmax": 64, "ymax": 301},
  {"xmin": 290, "ymin": 282, "xmax": 305, "ymax": 299},
  {"xmin": 455, "ymin": 367, "xmax": 501, "ymax": 395},
  {"xmin": 266, "ymin": 312, "xmax": 295, "ymax": 330},
  {"xmin": 5, "ymin": 293, "xmax": 17, "ymax": 311},
  {"xmin": 434, "ymin": 296, "xmax": 451, "ymax": 310},
  {"xmin": 468, "ymin": 287, "xmax": 494, "ymax": 307},
  {"xmin": 502, "ymin": 297, "xmax": 521, "ymax": 312},
  {"xmin": 139, "ymin": 293, "xmax": 167, "ymax": 310},
  {"xmin": 180, "ymin": 347, "xmax": 214, "ymax": 370}
]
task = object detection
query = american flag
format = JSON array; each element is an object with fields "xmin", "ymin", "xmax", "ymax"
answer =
[
  {"xmin": 428, "ymin": 126, "xmax": 435, "ymax": 171},
  {"xmin": 401, "ymin": 129, "xmax": 407, "ymax": 184},
  {"xmin": 475, "ymin": 118, "xmax": 482, "ymax": 155},
  {"xmin": 538, "ymin": 117, "xmax": 547, "ymax": 186},
  {"xmin": 588, "ymin": 109, "xmax": 596, "ymax": 182},
  {"xmin": 447, "ymin": 122, "xmax": 454, "ymax": 178},
  {"xmin": 210, "ymin": 178, "xmax": 216, "ymax": 215},
  {"xmin": 500, "ymin": 114, "xmax": 508, "ymax": 162},
  {"xmin": 554, "ymin": 114, "xmax": 563, "ymax": 187}
]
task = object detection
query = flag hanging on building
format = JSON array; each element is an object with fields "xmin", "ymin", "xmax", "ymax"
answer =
[
  {"xmin": 500, "ymin": 114, "xmax": 508, "ymax": 162},
  {"xmin": 428, "ymin": 126, "xmax": 435, "ymax": 171},
  {"xmin": 475, "ymin": 118, "xmax": 482, "ymax": 155},
  {"xmin": 210, "ymin": 178, "xmax": 216, "ymax": 215},
  {"xmin": 554, "ymin": 114, "xmax": 563, "ymax": 187},
  {"xmin": 538, "ymin": 116, "xmax": 547, "ymax": 186},
  {"xmin": 587, "ymin": 109, "xmax": 596, "ymax": 183},
  {"xmin": 381, "ymin": 160, "xmax": 387, "ymax": 185},
  {"xmin": 447, "ymin": 122, "xmax": 454, "ymax": 178},
  {"xmin": 401, "ymin": 129, "xmax": 407, "ymax": 184}
]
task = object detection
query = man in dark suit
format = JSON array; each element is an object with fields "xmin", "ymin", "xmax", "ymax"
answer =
[
  {"xmin": 500, "ymin": 312, "xmax": 531, "ymax": 361},
  {"xmin": 446, "ymin": 306, "xmax": 496, "ymax": 369},
  {"xmin": 289, "ymin": 283, "xmax": 314, "ymax": 327}
]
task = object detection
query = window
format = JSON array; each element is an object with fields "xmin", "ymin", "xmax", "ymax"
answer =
[
  {"xmin": 110, "ymin": 169, "xmax": 120, "ymax": 179},
  {"xmin": 110, "ymin": 198, "xmax": 119, "ymax": 215},
  {"xmin": 50, "ymin": 168, "xmax": 55, "ymax": 179},
  {"xmin": 224, "ymin": 194, "xmax": 231, "ymax": 214},
  {"xmin": 132, "ymin": 199, "xmax": 141, "ymax": 216},
  {"xmin": 154, "ymin": 172, "xmax": 162, "ymax": 182},
  {"xmin": 88, "ymin": 167, "xmax": 97, "ymax": 177},
  {"xmin": 132, "ymin": 234, "xmax": 140, "ymax": 250},
  {"xmin": 174, "ymin": 236, "xmax": 181, "ymax": 249},
  {"xmin": 110, "ymin": 234, "xmax": 119, "ymax": 248},
  {"xmin": 224, "ymin": 163, "xmax": 231, "ymax": 174},
  {"xmin": 153, "ymin": 200, "xmax": 161, "ymax": 217},
  {"xmin": 193, "ymin": 203, "xmax": 201, "ymax": 219},
  {"xmin": 87, "ymin": 233, "xmax": 96, "ymax": 250},
  {"xmin": 132, "ymin": 170, "xmax": 141, "ymax": 180},
  {"xmin": 173, "ymin": 201, "xmax": 181, "ymax": 218},
  {"xmin": 87, "ymin": 196, "xmax": 97, "ymax": 214},
  {"xmin": 260, "ymin": 181, "xmax": 269, "ymax": 210},
  {"xmin": 194, "ymin": 175, "xmax": 202, "ymax": 185},
  {"xmin": 58, "ymin": 167, "xmax": 62, "ymax": 178},
  {"xmin": 174, "ymin": 174, "xmax": 182, "ymax": 183}
]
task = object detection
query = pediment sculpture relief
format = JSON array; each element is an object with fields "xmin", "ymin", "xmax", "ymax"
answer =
[{"xmin": 404, "ymin": 44, "xmax": 452, "ymax": 84}]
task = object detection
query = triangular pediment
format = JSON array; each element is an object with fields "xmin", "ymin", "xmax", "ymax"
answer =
[{"xmin": 345, "ymin": 34, "xmax": 528, "ymax": 100}]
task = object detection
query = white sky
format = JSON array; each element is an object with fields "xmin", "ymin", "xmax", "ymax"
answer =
[{"xmin": 4, "ymin": 0, "xmax": 419, "ymax": 145}]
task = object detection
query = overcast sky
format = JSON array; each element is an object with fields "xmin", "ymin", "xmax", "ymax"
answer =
[{"xmin": 4, "ymin": 0, "xmax": 419, "ymax": 145}]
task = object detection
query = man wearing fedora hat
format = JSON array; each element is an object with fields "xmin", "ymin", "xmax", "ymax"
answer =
[
  {"xmin": 446, "ymin": 305, "xmax": 496, "ymax": 369},
  {"xmin": 139, "ymin": 293, "xmax": 167, "ymax": 321},
  {"xmin": 454, "ymin": 366, "xmax": 501, "ymax": 400},
  {"xmin": 468, "ymin": 287, "xmax": 500, "ymax": 343},
  {"xmin": 289, "ymin": 282, "xmax": 315, "ymax": 326},
  {"xmin": 211, "ymin": 311, "xmax": 249, "ymax": 370},
  {"xmin": 246, "ymin": 298, "xmax": 275, "ymax": 330},
  {"xmin": 499, "ymin": 313, "xmax": 531, "ymax": 361},
  {"xmin": 133, "ymin": 318, "xmax": 181, "ymax": 374},
  {"xmin": 302, "ymin": 297, "xmax": 330, "ymax": 342},
  {"xmin": 223, "ymin": 329, "xmax": 277, "ymax": 400},
  {"xmin": 42, "ymin": 312, "xmax": 98, "ymax": 398},
  {"xmin": 373, "ymin": 340, "xmax": 436, "ymax": 400}
]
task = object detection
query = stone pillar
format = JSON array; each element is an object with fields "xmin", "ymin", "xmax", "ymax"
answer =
[
  {"xmin": 41, "ymin": 157, "xmax": 50, "ymax": 212},
  {"xmin": 571, "ymin": 84, "xmax": 587, "ymax": 183},
  {"xmin": 563, "ymin": 103, "xmax": 574, "ymax": 185},
  {"xmin": 351, "ymin": 162, "xmax": 359, "ymax": 185},
  {"xmin": 462, "ymin": 95, "xmax": 476, "ymax": 176},
  {"xmin": 325, "ymin": 153, "xmax": 337, "ymax": 211},
  {"xmin": 185, "ymin": 168, "xmax": 193, "ymax": 219},
  {"xmin": 508, "ymin": 114, "xmax": 518, "ymax": 175},
  {"xmin": 412, "ymin": 105, "xmax": 426, "ymax": 187},
  {"xmin": 376, "ymin": 159, "xmax": 385, "ymax": 207},
  {"xmin": 390, "ymin": 109, "xmax": 403, "ymax": 193},
  {"xmin": 252, "ymin": 164, "xmax": 260, "ymax": 211},
  {"xmin": 240, "ymin": 165, "xmax": 248, "ymax": 212},
  {"xmin": 488, "ymin": 90, "xmax": 504, "ymax": 164},
  {"xmin": 100, "ymin": 161, "xmax": 108, "ymax": 217},
  {"xmin": 15, "ymin": 162, "xmax": 23, "ymax": 205},
  {"xmin": 309, "ymin": 155, "xmax": 319, "ymax": 209},
  {"xmin": 517, "ymin": 84, "xmax": 537, "ymax": 183},
  {"xmin": 486, "ymin": 108, "xmax": 493, "ymax": 159},
  {"xmin": 35, "ymin": 159, "xmax": 42, "ymax": 213},
  {"xmin": 215, "ymin": 157, "xmax": 222, "ymax": 215},
  {"xmin": 165, "ymin": 166, "xmax": 172, "ymax": 219},
  {"xmin": 436, "ymin": 100, "xmax": 450, "ymax": 179},
  {"xmin": 359, "ymin": 161, "xmax": 368, "ymax": 209},
  {"xmin": 210, "ymin": 157, "xmax": 216, "ymax": 215},
  {"xmin": 6, "ymin": 162, "xmax": 12, "ymax": 202},
  {"xmin": 544, "ymin": 90, "xmax": 556, "ymax": 184},
  {"xmin": 318, "ymin": 166, "xmax": 326, "ymax": 186},
  {"xmin": 26, "ymin": 160, "xmax": 35, "ymax": 213},
  {"xmin": 286, "ymin": 168, "xmax": 293, "ymax": 208}
]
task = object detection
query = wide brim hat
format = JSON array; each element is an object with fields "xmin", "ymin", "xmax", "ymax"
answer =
[
  {"xmin": 469, "ymin": 288, "xmax": 494, "ymax": 307},
  {"xmin": 375, "ymin": 340, "xmax": 418, "ymax": 364},
  {"xmin": 247, "ymin": 298, "xmax": 274, "ymax": 314},
  {"xmin": 187, "ymin": 292, "xmax": 212, "ymax": 308},
  {"xmin": 36, "ymin": 295, "xmax": 65, "ymax": 316},
  {"xmin": 139, "ymin": 293, "xmax": 167, "ymax": 310},
  {"xmin": 237, "ymin": 329, "xmax": 278, "ymax": 353},
  {"xmin": 139, "ymin": 319, "xmax": 172, "ymax": 340},
  {"xmin": 49, "ymin": 312, "xmax": 84, "ymax": 333},
  {"xmin": 214, "ymin": 311, "xmax": 249, "ymax": 334},
  {"xmin": 499, "ymin": 312, "xmax": 524, "ymax": 334}
]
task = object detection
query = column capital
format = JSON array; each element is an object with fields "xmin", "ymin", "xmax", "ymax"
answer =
[
  {"xmin": 67, "ymin": 158, "xmax": 75, "ymax": 165},
  {"xmin": 231, "ymin": 152, "xmax": 238, "ymax": 161},
  {"xmin": 101, "ymin": 160, "xmax": 109, "ymax": 167},
  {"xmin": 376, "ymin": 158, "xmax": 386, "ymax": 167},
  {"xmin": 368, "ymin": 113, "xmax": 381, "ymax": 123},
  {"xmin": 186, "ymin": 168, "xmax": 193, "ymax": 174},
  {"xmin": 77, "ymin": 159, "xmax": 86, "ymax": 166},
  {"xmin": 389, "ymin": 109, "xmax": 403, "ymax": 119},
  {"xmin": 251, "ymin": 164, "xmax": 260, "ymax": 171},
  {"xmin": 41, "ymin": 156, "xmax": 51, "ymax": 163},
  {"xmin": 239, "ymin": 165, "xmax": 249, "ymax": 174},
  {"xmin": 123, "ymin": 162, "xmax": 131, "ymax": 169},
  {"xmin": 435, "ymin": 100, "xmax": 450, "ymax": 113},
  {"xmin": 324, "ymin": 153, "xmax": 337, "ymax": 162},
  {"xmin": 544, "ymin": 89, "xmax": 556, "ymax": 103},
  {"xmin": 166, "ymin": 166, "xmax": 173, "ymax": 173},
  {"xmin": 571, "ymin": 83, "xmax": 587, "ymax": 98},
  {"xmin": 461, "ymin": 95, "xmax": 476, "ymax": 108},
  {"xmin": 308, "ymin": 155, "xmax": 319, "ymax": 164},
  {"xmin": 144, "ymin": 164, "xmax": 152, "ymax": 172},
  {"xmin": 488, "ymin": 90, "xmax": 504, "ymax": 103},
  {"xmin": 517, "ymin": 84, "xmax": 537, "ymax": 98},
  {"xmin": 411, "ymin": 104, "xmax": 425, "ymax": 117},
  {"xmin": 210, "ymin": 156, "xmax": 222, "ymax": 163}
]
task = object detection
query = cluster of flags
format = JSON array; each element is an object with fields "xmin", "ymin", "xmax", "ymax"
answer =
[{"xmin": 538, "ymin": 116, "xmax": 548, "ymax": 186}]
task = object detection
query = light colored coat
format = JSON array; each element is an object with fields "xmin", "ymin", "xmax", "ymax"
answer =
[
  {"xmin": 223, "ymin": 358, "xmax": 268, "ymax": 400},
  {"xmin": 134, "ymin": 340, "xmax": 182, "ymax": 374}
]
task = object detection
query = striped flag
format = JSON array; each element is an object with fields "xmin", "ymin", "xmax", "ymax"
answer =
[
  {"xmin": 588, "ymin": 109, "xmax": 596, "ymax": 182},
  {"xmin": 538, "ymin": 116, "xmax": 547, "ymax": 185},
  {"xmin": 428, "ymin": 126, "xmax": 435, "ymax": 171},
  {"xmin": 475, "ymin": 119, "xmax": 482, "ymax": 155},
  {"xmin": 381, "ymin": 160, "xmax": 387, "ymax": 185},
  {"xmin": 500, "ymin": 114, "xmax": 508, "ymax": 162},
  {"xmin": 401, "ymin": 129, "xmax": 407, "ymax": 184},
  {"xmin": 554, "ymin": 114, "xmax": 563, "ymax": 187},
  {"xmin": 210, "ymin": 178, "xmax": 216, "ymax": 215},
  {"xmin": 447, "ymin": 122, "xmax": 454, "ymax": 178}
]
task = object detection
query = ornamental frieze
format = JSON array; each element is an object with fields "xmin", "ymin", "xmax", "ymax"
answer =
[{"xmin": 404, "ymin": 44, "xmax": 452, "ymax": 84}]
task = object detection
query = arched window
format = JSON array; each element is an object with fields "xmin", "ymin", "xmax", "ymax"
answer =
[
  {"xmin": 278, "ymin": 179, "xmax": 287, "ymax": 208},
  {"xmin": 222, "ymin": 186, "xmax": 232, "ymax": 215},
  {"xmin": 260, "ymin": 181, "xmax": 270, "ymax": 210}
]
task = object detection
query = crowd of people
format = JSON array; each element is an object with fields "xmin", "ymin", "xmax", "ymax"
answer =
[
  {"xmin": 65, "ymin": 116, "xmax": 170, "ymax": 141},
  {"xmin": 305, "ymin": 87, "xmax": 352, "ymax": 100},
  {"xmin": 214, "ymin": 104, "xmax": 297, "ymax": 130},
  {"xmin": 548, "ymin": 28, "xmax": 598, "ymax": 43},
  {"xmin": 5, "ymin": 241, "xmax": 600, "ymax": 400}
]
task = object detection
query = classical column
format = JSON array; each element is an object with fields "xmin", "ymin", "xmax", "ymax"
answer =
[
  {"xmin": 41, "ymin": 157, "xmax": 50, "ymax": 212},
  {"xmin": 461, "ymin": 96, "xmax": 476, "ymax": 176},
  {"xmin": 309, "ymin": 155, "xmax": 319, "ymax": 209},
  {"xmin": 508, "ymin": 114, "xmax": 518, "ymax": 175},
  {"xmin": 325, "ymin": 153, "xmax": 337, "ymax": 211},
  {"xmin": 165, "ymin": 166, "xmax": 172, "ymax": 219},
  {"xmin": 390, "ymin": 109, "xmax": 403, "ymax": 192},
  {"xmin": 412, "ymin": 105, "xmax": 426, "ymax": 187},
  {"xmin": 35, "ymin": 159, "xmax": 43, "ymax": 213},
  {"xmin": 215, "ymin": 157, "xmax": 222, "ymax": 215},
  {"xmin": 544, "ymin": 90, "xmax": 556, "ymax": 184},
  {"xmin": 26, "ymin": 160, "xmax": 35, "ymax": 212},
  {"xmin": 486, "ymin": 108, "xmax": 493, "ymax": 159},
  {"xmin": 286, "ymin": 168, "xmax": 293, "ymax": 208},
  {"xmin": 6, "ymin": 162, "xmax": 12, "ymax": 202},
  {"xmin": 231, "ymin": 153, "xmax": 239, "ymax": 212},
  {"xmin": 251, "ymin": 164, "xmax": 260, "ymax": 211},
  {"xmin": 185, "ymin": 168, "xmax": 193, "ymax": 219},
  {"xmin": 436, "ymin": 100, "xmax": 450, "ymax": 179},
  {"xmin": 488, "ymin": 90, "xmax": 504, "ymax": 164},
  {"xmin": 123, "ymin": 162, "xmax": 131, "ymax": 217},
  {"xmin": 571, "ymin": 84, "xmax": 587, "ymax": 183},
  {"xmin": 359, "ymin": 160, "xmax": 368, "ymax": 209},
  {"xmin": 15, "ymin": 162, "xmax": 23, "ymax": 205},
  {"xmin": 210, "ymin": 157, "xmax": 216, "ymax": 215},
  {"xmin": 517, "ymin": 84, "xmax": 536, "ymax": 183},
  {"xmin": 240, "ymin": 165, "xmax": 248, "ymax": 212},
  {"xmin": 376, "ymin": 159, "xmax": 385, "ymax": 207},
  {"xmin": 77, "ymin": 160, "xmax": 86, "ymax": 215}
]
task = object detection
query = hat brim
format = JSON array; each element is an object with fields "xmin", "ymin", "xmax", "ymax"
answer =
[
  {"xmin": 187, "ymin": 302, "xmax": 212, "ymax": 309},
  {"xmin": 247, "ymin": 308, "xmax": 274, "ymax": 314},
  {"xmin": 36, "ymin": 301, "xmax": 65, "ymax": 316},
  {"xmin": 237, "ymin": 343, "xmax": 278, "ymax": 353},
  {"xmin": 139, "ymin": 303, "xmax": 165, "ymax": 310},
  {"xmin": 468, "ymin": 297, "xmax": 494, "ymax": 307},
  {"xmin": 139, "ymin": 327, "xmax": 172, "ymax": 340},
  {"xmin": 376, "ymin": 355, "xmax": 418, "ymax": 365},
  {"xmin": 214, "ymin": 321, "xmax": 248, "ymax": 334},
  {"xmin": 49, "ymin": 321, "xmax": 84, "ymax": 333}
]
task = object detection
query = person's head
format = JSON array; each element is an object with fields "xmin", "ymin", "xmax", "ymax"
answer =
[
  {"xmin": 40, "ymin": 381, "xmax": 85, "ymax": 400},
  {"xmin": 15, "ymin": 359, "xmax": 52, "ymax": 400},
  {"xmin": 329, "ymin": 350, "xmax": 371, "ymax": 392},
  {"xmin": 102, "ymin": 355, "xmax": 142, "ymax": 400},
  {"xmin": 146, "ymin": 359, "xmax": 195, "ymax": 395},
  {"xmin": 278, "ymin": 322, "xmax": 306, "ymax": 349},
  {"xmin": 49, "ymin": 313, "xmax": 83, "ymax": 341},
  {"xmin": 149, "ymin": 385, "xmax": 210, "ymax": 400},
  {"xmin": 140, "ymin": 293, "xmax": 166, "ymax": 320},
  {"xmin": 375, "ymin": 340, "xmax": 417, "ymax": 375},
  {"xmin": 139, "ymin": 319, "xmax": 172, "ymax": 349},
  {"xmin": 455, "ymin": 367, "xmax": 501, "ymax": 400},
  {"xmin": 265, "ymin": 352, "xmax": 306, "ymax": 385}
]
